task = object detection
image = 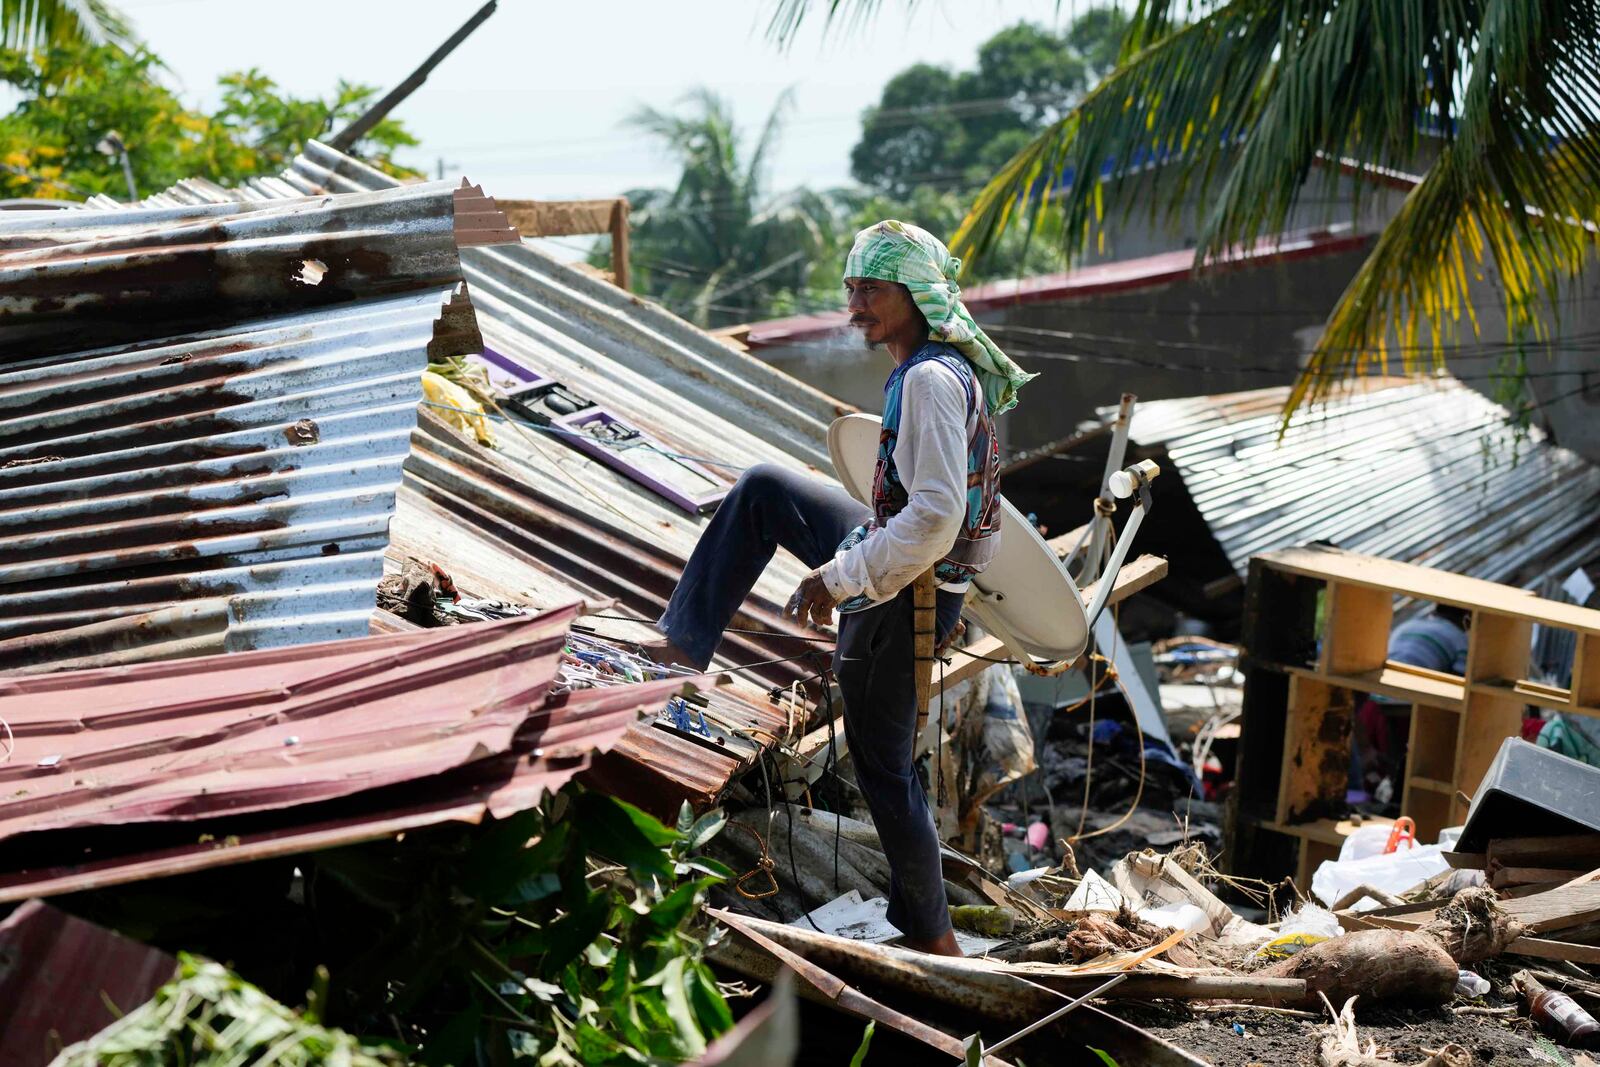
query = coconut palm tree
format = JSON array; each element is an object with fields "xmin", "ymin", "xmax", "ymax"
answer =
[
  {"xmin": 617, "ymin": 88, "xmax": 839, "ymax": 327},
  {"xmin": 2, "ymin": 0, "xmax": 131, "ymax": 51},
  {"xmin": 770, "ymin": 0, "xmax": 1600, "ymax": 420}
]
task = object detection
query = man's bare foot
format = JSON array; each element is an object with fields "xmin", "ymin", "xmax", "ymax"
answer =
[
  {"xmin": 637, "ymin": 634, "xmax": 701, "ymax": 671},
  {"xmin": 900, "ymin": 929, "xmax": 964, "ymax": 957}
]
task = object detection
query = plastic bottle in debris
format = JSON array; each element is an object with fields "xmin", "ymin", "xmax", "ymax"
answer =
[{"xmin": 1518, "ymin": 972, "xmax": 1600, "ymax": 1048}]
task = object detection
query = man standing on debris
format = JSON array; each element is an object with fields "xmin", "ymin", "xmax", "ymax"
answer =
[{"xmin": 646, "ymin": 221, "xmax": 1034, "ymax": 956}]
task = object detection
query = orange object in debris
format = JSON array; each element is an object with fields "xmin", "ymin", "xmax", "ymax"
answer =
[{"xmin": 1383, "ymin": 817, "xmax": 1416, "ymax": 854}]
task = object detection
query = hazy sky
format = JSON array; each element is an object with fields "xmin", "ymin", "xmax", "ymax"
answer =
[{"xmin": 119, "ymin": 0, "xmax": 1076, "ymax": 201}]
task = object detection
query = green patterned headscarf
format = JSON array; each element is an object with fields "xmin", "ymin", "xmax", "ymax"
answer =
[{"xmin": 844, "ymin": 219, "xmax": 1037, "ymax": 415}]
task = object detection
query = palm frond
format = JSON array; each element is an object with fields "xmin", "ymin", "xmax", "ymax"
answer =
[
  {"xmin": 952, "ymin": 0, "xmax": 1600, "ymax": 424},
  {"xmin": 2, "ymin": 0, "xmax": 134, "ymax": 51},
  {"xmin": 765, "ymin": 0, "xmax": 922, "ymax": 48},
  {"xmin": 1295, "ymin": 0, "xmax": 1600, "ymax": 418}
]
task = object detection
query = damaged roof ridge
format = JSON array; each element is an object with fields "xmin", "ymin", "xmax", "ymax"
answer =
[{"xmin": 0, "ymin": 286, "xmax": 457, "ymax": 383}]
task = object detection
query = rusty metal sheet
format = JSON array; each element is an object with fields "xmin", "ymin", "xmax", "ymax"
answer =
[
  {"xmin": 0, "ymin": 601, "xmax": 232, "ymax": 675},
  {"xmin": 115, "ymin": 142, "xmax": 839, "ymax": 665},
  {"xmin": 402, "ymin": 412, "xmax": 823, "ymax": 688},
  {"xmin": 0, "ymin": 605, "xmax": 579, "ymax": 842},
  {"xmin": 1122, "ymin": 378, "xmax": 1600, "ymax": 591},
  {"xmin": 0, "ymin": 289, "xmax": 463, "ymax": 653},
  {"xmin": 0, "ymin": 184, "xmax": 483, "ymax": 360},
  {"xmin": 0, "ymin": 176, "xmax": 516, "ymax": 659},
  {"xmin": 0, "ymin": 671, "xmax": 694, "ymax": 903},
  {"xmin": 63, "ymin": 144, "xmax": 825, "ymax": 813},
  {"xmin": 0, "ymin": 900, "xmax": 176, "ymax": 1066}
]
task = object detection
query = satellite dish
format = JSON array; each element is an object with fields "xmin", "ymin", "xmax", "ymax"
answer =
[{"xmin": 828, "ymin": 413, "xmax": 1090, "ymax": 669}]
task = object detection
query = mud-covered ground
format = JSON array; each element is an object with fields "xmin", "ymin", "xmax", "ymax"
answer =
[{"xmin": 1113, "ymin": 1002, "xmax": 1551, "ymax": 1066}]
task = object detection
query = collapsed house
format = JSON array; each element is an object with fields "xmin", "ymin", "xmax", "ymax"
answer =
[{"xmin": 4, "ymin": 142, "xmax": 1600, "ymax": 1065}]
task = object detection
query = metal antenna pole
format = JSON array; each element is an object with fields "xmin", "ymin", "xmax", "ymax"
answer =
[
  {"xmin": 1082, "ymin": 392, "xmax": 1136, "ymax": 582},
  {"xmin": 328, "ymin": 1, "xmax": 498, "ymax": 152},
  {"xmin": 975, "ymin": 972, "xmax": 1129, "ymax": 1059}
]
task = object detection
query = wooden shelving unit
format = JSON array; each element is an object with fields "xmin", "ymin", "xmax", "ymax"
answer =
[{"xmin": 1228, "ymin": 546, "xmax": 1600, "ymax": 881}]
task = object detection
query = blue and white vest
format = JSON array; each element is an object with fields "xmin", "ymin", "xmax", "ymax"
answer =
[{"xmin": 836, "ymin": 343, "xmax": 1002, "ymax": 614}]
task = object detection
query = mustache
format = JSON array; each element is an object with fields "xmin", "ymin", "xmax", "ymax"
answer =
[{"xmin": 848, "ymin": 316, "xmax": 875, "ymax": 325}]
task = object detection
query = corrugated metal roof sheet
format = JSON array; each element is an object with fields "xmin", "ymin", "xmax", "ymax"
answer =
[
  {"xmin": 0, "ymin": 605, "xmax": 576, "ymax": 842},
  {"xmin": 0, "ymin": 901, "xmax": 176, "ymax": 1066},
  {"xmin": 0, "ymin": 289, "xmax": 457, "ymax": 651},
  {"xmin": 0, "ymin": 602, "xmax": 736, "ymax": 901},
  {"xmin": 53, "ymin": 143, "xmax": 837, "ymax": 814},
  {"xmin": 1122, "ymin": 378, "xmax": 1600, "ymax": 587},
  {"xmin": 0, "ymin": 179, "xmax": 516, "ymax": 657}
]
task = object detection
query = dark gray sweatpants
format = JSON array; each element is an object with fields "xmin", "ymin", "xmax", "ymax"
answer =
[{"xmin": 658, "ymin": 463, "xmax": 960, "ymax": 941}]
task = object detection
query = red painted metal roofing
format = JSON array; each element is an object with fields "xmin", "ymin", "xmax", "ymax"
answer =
[
  {"xmin": 0, "ymin": 900, "xmax": 176, "ymax": 1066},
  {"xmin": 0, "ymin": 657, "xmax": 702, "ymax": 902},
  {"xmin": 747, "ymin": 230, "xmax": 1372, "ymax": 347},
  {"xmin": 0, "ymin": 605, "xmax": 583, "ymax": 842}
]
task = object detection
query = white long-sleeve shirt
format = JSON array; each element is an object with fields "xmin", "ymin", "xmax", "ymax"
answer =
[{"xmin": 819, "ymin": 359, "xmax": 973, "ymax": 604}]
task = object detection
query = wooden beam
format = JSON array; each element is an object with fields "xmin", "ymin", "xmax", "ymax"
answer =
[
  {"xmin": 1508, "ymin": 936, "xmax": 1600, "ymax": 965},
  {"xmin": 499, "ymin": 198, "xmax": 622, "ymax": 238},
  {"xmin": 611, "ymin": 199, "xmax": 630, "ymax": 291}
]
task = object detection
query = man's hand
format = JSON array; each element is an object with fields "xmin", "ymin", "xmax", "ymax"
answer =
[
  {"xmin": 936, "ymin": 618, "xmax": 966, "ymax": 657},
  {"xmin": 785, "ymin": 569, "xmax": 838, "ymax": 630}
]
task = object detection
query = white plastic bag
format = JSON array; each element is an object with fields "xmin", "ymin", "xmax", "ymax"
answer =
[
  {"xmin": 1279, "ymin": 903, "xmax": 1343, "ymax": 939},
  {"xmin": 1311, "ymin": 844, "xmax": 1449, "ymax": 910},
  {"xmin": 1339, "ymin": 823, "xmax": 1402, "ymax": 863}
]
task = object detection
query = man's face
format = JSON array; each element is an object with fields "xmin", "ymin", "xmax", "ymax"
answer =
[{"xmin": 845, "ymin": 276, "xmax": 920, "ymax": 347}]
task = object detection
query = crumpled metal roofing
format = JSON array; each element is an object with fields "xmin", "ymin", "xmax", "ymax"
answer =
[
  {"xmin": 0, "ymin": 290, "xmax": 456, "ymax": 651},
  {"xmin": 0, "ymin": 605, "xmax": 575, "ymax": 841},
  {"xmin": 0, "ymin": 179, "xmax": 515, "ymax": 656},
  {"xmin": 0, "ymin": 606, "xmax": 702, "ymax": 901},
  {"xmin": 1121, "ymin": 379, "xmax": 1600, "ymax": 587},
  {"xmin": 54, "ymin": 143, "xmax": 838, "ymax": 814},
  {"xmin": 128, "ymin": 142, "xmax": 846, "ymax": 619}
]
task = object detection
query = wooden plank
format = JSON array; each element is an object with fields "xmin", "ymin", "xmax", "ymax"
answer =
[
  {"xmin": 1503, "ymin": 883, "xmax": 1600, "ymax": 935},
  {"xmin": 1275, "ymin": 676, "xmax": 1353, "ymax": 825},
  {"xmin": 1493, "ymin": 867, "xmax": 1582, "ymax": 889},
  {"xmin": 1466, "ymin": 612, "xmax": 1534, "ymax": 684},
  {"xmin": 611, "ymin": 198, "xmax": 630, "ymax": 291},
  {"xmin": 1487, "ymin": 835, "xmax": 1600, "ymax": 869},
  {"xmin": 1575, "ymin": 633, "xmax": 1600, "ymax": 709},
  {"xmin": 1453, "ymin": 692, "xmax": 1524, "ymax": 823},
  {"xmin": 499, "ymin": 198, "xmax": 622, "ymax": 238},
  {"xmin": 1080, "ymin": 553, "xmax": 1168, "ymax": 607},
  {"xmin": 1507, "ymin": 936, "xmax": 1600, "ymax": 965},
  {"xmin": 1257, "ymin": 546, "xmax": 1600, "ymax": 634},
  {"xmin": 1260, "ymin": 815, "xmax": 1395, "ymax": 846},
  {"xmin": 1321, "ymin": 581, "xmax": 1392, "ymax": 675},
  {"xmin": 1046, "ymin": 523, "xmax": 1092, "ymax": 558},
  {"xmin": 1284, "ymin": 664, "xmax": 1463, "ymax": 708}
]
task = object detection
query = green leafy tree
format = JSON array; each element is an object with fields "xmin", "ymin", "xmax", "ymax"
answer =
[
  {"xmin": 849, "ymin": 17, "xmax": 1127, "ymax": 199},
  {"xmin": 778, "ymin": 0, "xmax": 1600, "ymax": 420},
  {"xmin": 0, "ymin": 41, "xmax": 418, "ymax": 201},
  {"xmin": 67, "ymin": 786, "xmax": 735, "ymax": 1066},
  {"xmin": 606, "ymin": 88, "xmax": 839, "ymax": 327}
]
